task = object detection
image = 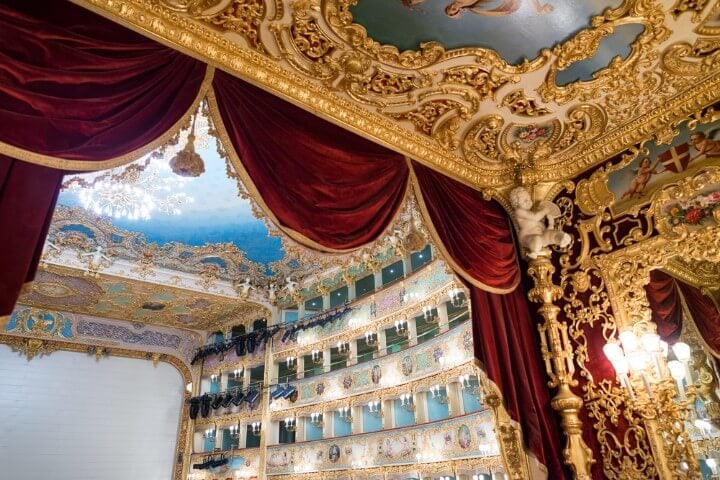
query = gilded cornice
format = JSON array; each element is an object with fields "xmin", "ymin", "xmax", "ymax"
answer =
[{"xmin": 70, "ymin": 0, "xmax": 720, "ymax": 191}]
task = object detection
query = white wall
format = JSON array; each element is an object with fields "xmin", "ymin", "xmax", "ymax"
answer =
[{"xmin": 0, "ymin": 345, "xmax": 184, "ymax": 480}]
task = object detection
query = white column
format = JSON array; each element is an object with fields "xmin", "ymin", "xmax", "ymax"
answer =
[
  {"xmin": 322, "ymin": 293, "xmax": 330, "ymax": 311},
  {"xmin": 373, "ymin": 270, "xmax": 382, "ymax": 290},
  {"xmin": 376, "ymin": 329, "xmax": 388, "ymax": 358},
  {"xmin": 296, "ymin": 355, "xmax": 306, "ymax": 379},
  {"xmin": 438, "ymin": 301, "xmax": 450, "ymax": 333},
  {"xmin": 266, "ymin": 421, "xmax": 279, "ymax": 445},
  {"xmin": 447, "ymin": 381, "xmax": 463, "ymax": 417},
  {"xmin": 296, "ymin": 417, "xmax": 307, "ymax": 442},
  {"xmin": 347, "ymin": 281, "xmax": 356, "ymax": 301},
  {"xmin": 238, "ymin": 423, "xmax": 247, "ymax": 448},
  {"xmin": 348, "ymin": 339, "xmax": 359, "ymax": 366},
  {"xmin": 297, "ymin": 302, "xmax": 305, "ymax": 320},
  {"xmin": 323, "ymin": 346, "xmax": 332, "ymax": 373},
  {"xmin": 323, "ymin": 410, "xmax": 333, "ymax": 438},
  {"xmin": 382, "ymin": 398, "xmax": 393, "ymax": 429},
  {"xmin": 351, "ymin": 405, "xmax": 362, "ymax": 433},
  {"xmin": 402, "ymin": 254, "xmax": 412, "ymax": 277},
  {"xmin": 415, "ymin": 391, "xmax": 429, "ymax": 424},
  {"xmin": 408, "ymin": 316, "xmax": 419, "ymax": 347}
]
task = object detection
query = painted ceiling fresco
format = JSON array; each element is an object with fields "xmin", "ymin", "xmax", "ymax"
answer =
[
  {"xmin": 349, "ymin": 0, "xmax": 625, "ymax": 64},
  {"xmin": 17, "ymin": 266, "xmax": 265, "ymax": 331}
]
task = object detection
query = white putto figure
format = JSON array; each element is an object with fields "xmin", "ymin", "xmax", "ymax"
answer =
[
  {"xmin": 237, "ymin": 278, "xmax": 252, "ymax": 298},
  {"xmin": 284, "ymin": 277, "xmax": 299, "ymax": 294},
  {"xmin": 510, "ymin": 187, "xmax": 571, "ymax": 259},
  {"xmin": 81, "ymin": 245, "xmax": 111, "ymax": 276}
]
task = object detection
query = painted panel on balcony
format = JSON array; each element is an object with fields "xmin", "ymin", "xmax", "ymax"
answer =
[{"xmin": 266, "ymin": 410, "xmax": 499, "ymax": 474}]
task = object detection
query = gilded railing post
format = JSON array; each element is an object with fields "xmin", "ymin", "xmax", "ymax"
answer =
[
  {"xmin": 509, "ymin": 186, "xmax": 594, "ymax": 479},
  {"xmin": 526, "ymin": 253, "xmax": 595, "ymax": 479}
]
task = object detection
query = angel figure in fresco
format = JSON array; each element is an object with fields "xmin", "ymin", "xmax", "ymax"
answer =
[
  {"xmin": 81, "ymin": 245, "xmax": 111, "ymax": 277},
  {"xmin": 690, "ymin": 131, "xmax": 720, "ymax": 157},
  {"xmin": 237, "ymin": 278, "xmax": 253, "ymax": 298},
  {"xmin": 620, "ymin": 157, "xmax": 662, "ymax": 200},
  {"xmin": 444, "ymin": 0, "xmax": 553, "ymax": 18},
  {"xmin": 510, "ymin": 187, "xmax": 570, "ymax": 259}
]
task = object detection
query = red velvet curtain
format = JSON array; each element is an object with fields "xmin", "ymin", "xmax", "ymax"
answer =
[
  {"xmin": 646, "ymin": 270, "xmax": 683, "ymax": 343},
  {"xmin": 0, "ymin": 0, "xmax": 207, "ymax": 163},
  {"xmin": 212, "ymin": 71, "xmax": 408, "ymax": 250},
  {"xmin": 677, "ymin": 281, "xmax": 720, "ymax": 355},
  {"xmin": 0, "ymin": 0, "xmax": 208, "ymax": 315},
  {"xmin": 0, "ymin": 155, "xmax": 63, "ymax": 315},
  {"xmin": 412, "ymin": 162, "xmax": 566, "ymax": 478},
  {"xmin": 646, "ymin": 270, "xmax": 720, "ymax": 354}
]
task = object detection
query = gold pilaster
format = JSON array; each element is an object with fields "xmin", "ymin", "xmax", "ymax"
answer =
[{"xmin": 527, "ymin": 253, "xmax": 595, "ymax": 479}]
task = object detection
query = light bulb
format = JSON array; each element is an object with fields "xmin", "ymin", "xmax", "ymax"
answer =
[
  {"xmin": 673, "ymin": 342, "xmax": 691, "ymax": 362},
  {"xmin": 603, "ymin": 342, "xmax": 625, "ymax": 363},
  {"xmin": 619, "ymin": 330, "xmax": 639, "ymax": 352},
  {"xmin": 640, "ymin": 333, "xmax": 660, "ymax": 352},
  {"xmin": 667, "ymin": 360, "xmax": 685, "ymax": 381}
]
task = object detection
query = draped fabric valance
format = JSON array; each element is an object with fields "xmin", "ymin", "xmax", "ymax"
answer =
[
  {"xmin": 646, "ymin": 270, "xmax": 720, "ymax": 356},
  {"xmin": 0, "ymin": 1, "xmax": 566, "ymax": 476}
]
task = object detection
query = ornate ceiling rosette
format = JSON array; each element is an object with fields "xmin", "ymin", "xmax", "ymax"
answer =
[{"xmin": 71, "ymin": 0, "xmax": 720, "ymax": 190}]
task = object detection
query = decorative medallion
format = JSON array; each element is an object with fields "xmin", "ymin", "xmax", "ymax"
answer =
[
  {"xmin": 371, "ymin": 364, "xmax": 382, "ymax": 385},
  {"xmin": 458, "ymin": 424, "xmax": 472, "ymax": 449},
  {"xmin": 401, "ymin": 355, "xmax": 414, "ymax": 376},
  {"xmin": 328, "ymin": 444, "xmax": 341, "ymax": 463}
]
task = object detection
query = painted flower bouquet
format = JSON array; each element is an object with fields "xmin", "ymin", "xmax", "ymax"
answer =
[{"xmin": 665, "ymin": 190, "xmax": 720, "ymax": 226}]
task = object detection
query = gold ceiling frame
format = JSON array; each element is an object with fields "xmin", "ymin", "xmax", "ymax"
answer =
[
  {"xmin": 0, "ymin": 333, "xmax": 194, "ymax": 480},
  {"xmin": 21, "ymin": 264, "xmax": 270, "ymax": 333},
  {"xmin": 594, "ymin": 166, "xmax": 720, "ymax": 479},
  {"xmin": 70, "ymin": 0, "xmax": 720, "ymax": 191}
]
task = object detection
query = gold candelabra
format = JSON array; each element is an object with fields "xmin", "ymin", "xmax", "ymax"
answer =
[
  {"xmin": 604, "ymin": 333, "xmax": 700, "ymax": 478},
  {"xmin": 527, "ymin": 253, "xmax": 595, "ymax": 479}
]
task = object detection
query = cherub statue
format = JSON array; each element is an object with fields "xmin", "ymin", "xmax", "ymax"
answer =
[
  {"xmin": 510, "ymin": 187, "xmax": 571, "ymax": 259},
  {"xmin": 284, "ymin": 277, "xmax": 299, "ymax": 294},
  {"xmin": 237, "ymin": 278, "xmax": 253, "ymax": 298},
  {"xmin": 81, "ymin": 246, "xmax": 111, "ymax": 277},
  {"xmin": 267, "ymin": 283, "xmax": 277, "ymax": 303}
]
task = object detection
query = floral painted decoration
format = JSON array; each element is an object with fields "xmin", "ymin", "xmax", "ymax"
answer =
[
  {"xmin": 342, "ymin": 375, "xmax": 353, "ymax": 389},
  {"xmin": 664, "ymin": 190, "xmax": 720, "ymax": 226},
  {"xmin": 516, "ymin": 123, "xmax": 550, "ymax": 143}
]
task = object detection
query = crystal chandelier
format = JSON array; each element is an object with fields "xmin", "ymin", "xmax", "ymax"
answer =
[{"xmin": 77, "ymin": 165, "xmax": 193, "ymax": 220}]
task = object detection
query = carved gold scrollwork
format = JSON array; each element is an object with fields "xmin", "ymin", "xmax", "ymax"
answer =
[
  {"xmin": 500, "ymin": 89, "xmax": 553, "ymax": 117},
  {"xmin": 661, "ymin": 39, "xmax": 720, "ymax": 77},
  {"xmin": 671, "ymin": 0, "xmax": 710, "ymax": 22}
]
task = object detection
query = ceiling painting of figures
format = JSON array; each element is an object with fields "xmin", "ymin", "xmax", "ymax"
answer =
[{"xmin": 348, "ymin": 0, "xmax": 625, "ymax": 64}]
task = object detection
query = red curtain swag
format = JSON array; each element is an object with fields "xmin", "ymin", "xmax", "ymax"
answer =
[
  {"xmin": 0, "ymin": 0, "xmax": 207, "ymax": 167},
  {"xmin": 0, "ymin": 0, "xmax": 207, "ymax": 316},
  {"xmin": 211, "ymin": 71, "xmax": 408, "ymax": 251},
  {"xmin": 412, "ymin": 162, "xmax": 566, "ymax": 479},
  {"xmin": 646, "ymin": 270, "xmax": 720, "ymax": 354}
]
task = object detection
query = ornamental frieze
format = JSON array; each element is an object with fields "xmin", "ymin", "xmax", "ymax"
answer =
[{"xmin": 74, "ymin": 0, "xmax": 720, "ymax": 189}]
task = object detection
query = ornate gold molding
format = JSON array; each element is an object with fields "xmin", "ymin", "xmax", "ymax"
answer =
[{"xmin": 70, "ymin": 0, "xmax": 720, "ymax": 190}]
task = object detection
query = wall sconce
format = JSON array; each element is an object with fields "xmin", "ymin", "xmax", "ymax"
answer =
[
  {"xmin": 232, "ymin": 368, "xmax": 243, "ymax": 380},
  {"xmin": 309, "ymin": 412, "xmax": 324, "ymax": 428},
  {"xmin": 250, "ymin": 421, "xmax": 261, "ymax": 436},
  {"xmin": 429, "ymin": 385, "xmax": 449, "ymax": 404},
  {"xmin": 394, "ymin": 318, "xmax": 409, "ymax": 337},
  {"xmin": 311, "ymin": 349, "xmax": 323, "ymax": 365},
  {"xmin": 423, "ymin": 305, "xmax": 438, "ymax": 323},
  {"xmin": 402, "ymin": 290, "xmax": 419, "ymax": 304},
  {"xmin": 368, "ymin": 400, "xmax": 382, "ymax": 418},
  {"xmin": 203, "ymin": 428, "xmax": 216, "ymax": 441},
  {"xmin": 210, "ymin": 374, "xmax": 219, "ymax": 383},
  {"xmin": 286, "ymin": 356, "xmax": 297, "ymax": 371},
  {"xmin": 337, "ymin": 341, "xmax": 350, "ymax": 356},
  {"xmin": 399, "ymin": 393, "xmax": 415, "ymax": 412},
  {"xmin": 604, "ymin": 331, "xmax": 700, "ymax": 475},
  {"xmin": 449, "ymin": 287, "xmax": 466, "ymax": 307},
  {"xmin": 338, "ymin": 406, "xmax": 353, "ymax": 423},
  {"xmin": 283, "ymin": 417, "xmax": 296, "ymax": 432},
  {"xmin": 228, "ymin": 424, "xmax": 240, "ymax": 438},
  {"xmin": 365, "ymin": 331, "xmax": 378, "ymax": 347}
]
